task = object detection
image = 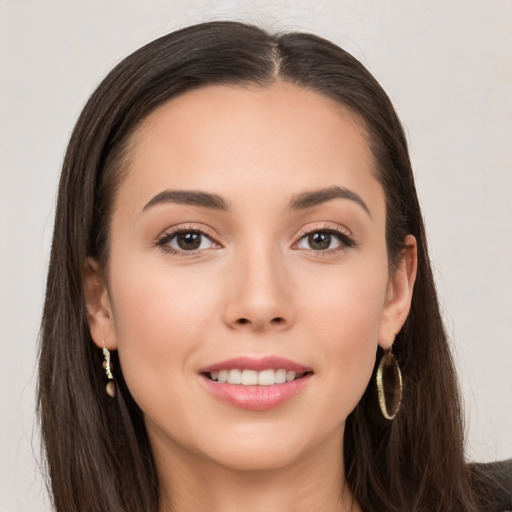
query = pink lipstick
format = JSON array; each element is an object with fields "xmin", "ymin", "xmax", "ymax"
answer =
[{"xmin": 199, "ymin": 356, "xmax": 313, "ymax": 411}]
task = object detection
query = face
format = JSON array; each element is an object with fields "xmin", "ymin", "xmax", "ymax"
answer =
[{"xmin": 86, "ymin": 82, "xmax": 415, "ymax": 473}]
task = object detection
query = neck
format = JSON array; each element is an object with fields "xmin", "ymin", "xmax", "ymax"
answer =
[{"xmin": 153, "ymin": 429, "xmax": 360, "ymax": 512}]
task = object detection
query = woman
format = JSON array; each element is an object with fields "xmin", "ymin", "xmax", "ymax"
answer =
[{"xmin": 37, "ymin": 21, "xmax": 510, "ymax": 511}]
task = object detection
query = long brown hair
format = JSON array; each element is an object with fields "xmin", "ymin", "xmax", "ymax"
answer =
[{"xmin": 38, "ymin": 21, "xmax": 499, "ymax": 511}]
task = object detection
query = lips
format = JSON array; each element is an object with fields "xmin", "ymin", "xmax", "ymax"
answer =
[
  {"xmin": 200, "ymin": 355, "xmax": 312, "ymax": 374},
  {"xmin": 198, "ymin": 356, "xmax": 313, "ymax": 410}
]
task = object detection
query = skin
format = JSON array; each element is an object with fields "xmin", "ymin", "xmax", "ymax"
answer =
[{"xmin": 85, "ymin": 82, "xmax": 417, "ymax": 512}]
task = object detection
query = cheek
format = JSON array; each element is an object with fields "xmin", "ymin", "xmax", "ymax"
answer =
[
  {"xmin": 108, "ymin": 260, "xmax": 220, "ymax": 406},
  {"xmin": 302, "ymin": 255, "xmax": 389, "ymax": 339},
  {"xmin": 300, "ymin": 259, "xmax": 389, "ymax": 410}
]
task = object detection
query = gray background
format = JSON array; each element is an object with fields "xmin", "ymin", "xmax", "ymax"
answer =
[{"xmin": 1, "ymin": 1, "xmax": 511, "ymax": 510}]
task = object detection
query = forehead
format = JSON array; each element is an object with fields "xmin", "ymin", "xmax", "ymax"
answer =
[{"xmin": 115, "ymin": 82, "xmax": 383, "ymax": 217}]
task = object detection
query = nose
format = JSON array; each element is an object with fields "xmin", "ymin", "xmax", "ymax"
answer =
[{"xmin": 222, "ymin": 245, "xmax": 295, "ymax": 332}]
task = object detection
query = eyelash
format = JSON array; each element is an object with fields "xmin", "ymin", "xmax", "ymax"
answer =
[
  {"xmin": 155, "ymin": 223, "xmax": 355, "ymax": 256},
  {"xmin": 156, "ymin": 225, "xmax": 220, "ymax": 256},
  {"xmin": 295, "ymin": 224, "xmax": 356, "ymax": 255}
]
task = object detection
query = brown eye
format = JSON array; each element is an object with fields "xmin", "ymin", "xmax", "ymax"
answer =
[
  {"xmin": 176, "ymin": 232, "xmax": 202, "ymax": 250},
  {"xmin": 308, "ymin": 232, "xmax": 331, "ymax": 250},
  {"xmin": 160, "ymin": 229, "xmax": 217, "ymax": 253},
  {"xmin": 296, "ymin": 228, "xmax": 353, "ymax": 252}
]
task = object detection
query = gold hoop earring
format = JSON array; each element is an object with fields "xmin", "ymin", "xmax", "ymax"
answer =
[
  {"xmin": 102, "ymin": 342, "xmax": 116, "ymax": 398},
  {"xmin": 376, "ymin": 349, "xmax": 402, "ymax": 420}
]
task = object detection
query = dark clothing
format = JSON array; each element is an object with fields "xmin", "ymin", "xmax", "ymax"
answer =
[{"xmin": 470, "ymin": 459, "xmax": 512, "ymax": 511}]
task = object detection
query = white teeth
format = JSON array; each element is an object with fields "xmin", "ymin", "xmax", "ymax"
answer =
[
  {"xmin": 286, "ymin": 370, "xmax": 296, "ymax": 382},
  {"xmin": 208, "ymin": 369, "xmax": 306, "ymax": 385},
  {"xmin": 227, "ymin": 369, "xmax": 242, "ymax": 385},
  {"xmin": 258, "ymin": 369, "xmax": 275, "ymax": 386},
  {"xmin": 275, "ymin": 369, "xmax": 287, "ymax": 384},
  {"xmin": 241, "ymin": 369, "xmax": 258, "ymax": 385}
]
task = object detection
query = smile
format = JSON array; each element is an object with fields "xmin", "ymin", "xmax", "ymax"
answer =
[
  {"xmin": 199, "ymin": 356, "xmax": 314, "ymax": 410},
  {"xmin": 207, "ymin": 369, "xmax": 308, "ymax": 385}
]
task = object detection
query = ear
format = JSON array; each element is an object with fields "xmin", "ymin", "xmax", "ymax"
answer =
[
  {"xmin": 378, "ymin": 234, "xmax": 417, "ymax": 349},
  {"xmin": 83, "ymin": 258, "xmax": 118, "ymax": 351}
]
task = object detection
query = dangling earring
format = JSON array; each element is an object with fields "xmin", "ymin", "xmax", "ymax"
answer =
[
  {"xmin": 376, "ymin": 348, "xmax": 402, "ymax": 420},
  {"xmin": 102, "ymin": 341, "xmax": 116, "ymax": 398}
]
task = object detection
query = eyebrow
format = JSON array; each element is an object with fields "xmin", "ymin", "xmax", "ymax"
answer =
[
  {"xmin": 287, "ymin": 186, "xmax": 371, "ymax": 216},
  {"xmin": 142, "ymin": 185, "xmax": 370, "ymax": 216},
  {"xmin": 142, "ymin": 190, "xmax": 229, "ymax": 212}
]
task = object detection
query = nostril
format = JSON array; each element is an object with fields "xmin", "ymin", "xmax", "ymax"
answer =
[{"xmin": 234, "ymin": 317, "xmax": 286, "ymax": 327}]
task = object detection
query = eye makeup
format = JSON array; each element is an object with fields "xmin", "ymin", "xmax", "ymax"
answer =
[
  {"xmin": 155, "ymin": 223, "xmax": 222, "ymax": 256},
  {"xmin": 293, "ymin": 223, "xmax": 356, "ymax": 255},
  {"xmin": 154, "ymin": 220, "xmax": 357, "ymax": 258}
]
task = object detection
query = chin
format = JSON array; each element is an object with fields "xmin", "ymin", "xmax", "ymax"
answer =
[
  {"xmin": 188, "ymin": 418, "xmax": 344, "ymax": 474},
  {"xmin": 201, "ymin": 440, "xmax": 310, "ymax": 473}
]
